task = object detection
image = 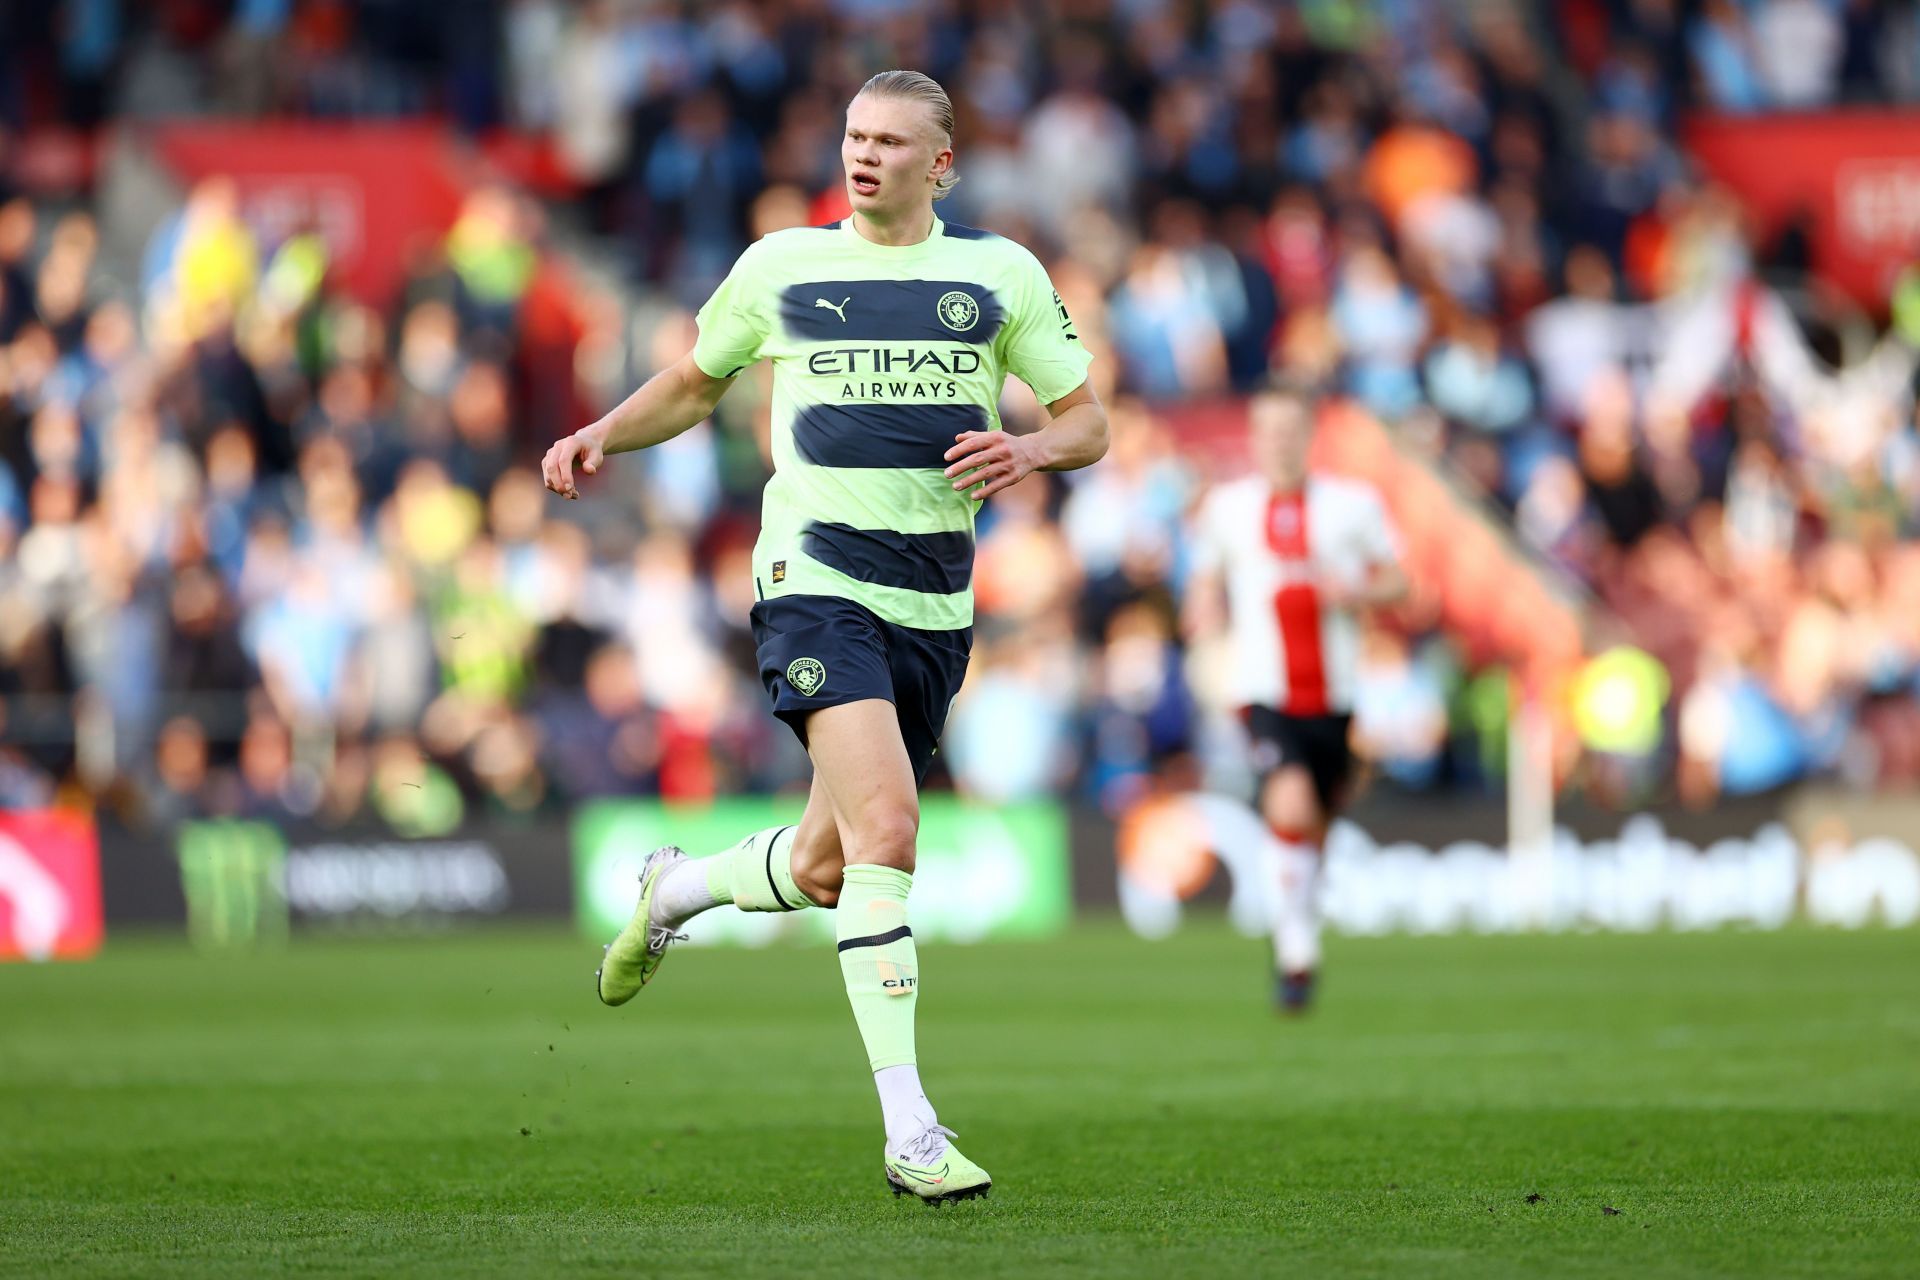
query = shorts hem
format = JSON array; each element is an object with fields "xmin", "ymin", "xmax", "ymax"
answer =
[{"xmin": 772, "ymin": 692, "xmax": 900, "ymax": 747}]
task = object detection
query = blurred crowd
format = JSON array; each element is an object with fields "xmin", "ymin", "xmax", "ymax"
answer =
[{"xmin": 4, "ymin": 0, "xmax": 1920, "ymax": 831}]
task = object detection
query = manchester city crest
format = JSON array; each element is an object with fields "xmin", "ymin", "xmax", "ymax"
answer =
[
  {"xmin": 786, "ymin": 657, "xmax": 827, "ymax": 696},
  {"xmin": 936, "ymin": 290, "xmax": 979, "ymax": 332}
]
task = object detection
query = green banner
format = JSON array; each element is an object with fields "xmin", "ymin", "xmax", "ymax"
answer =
[
  {"xmin": 177, "ymin": 820, "xmax": 289, "ymax": 949},
  {"xmin": 572, "ymin": 797, "xmax": 1071, "ymax": 945}
]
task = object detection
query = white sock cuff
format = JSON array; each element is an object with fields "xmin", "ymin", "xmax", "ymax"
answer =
[
  {"xmin": 1275, "ymin": 840, "xmax": 1319, "ymax": 867},
  {"xmin": 874, "ymin": 1063, "xmax": 938, "ymax": 1150}
]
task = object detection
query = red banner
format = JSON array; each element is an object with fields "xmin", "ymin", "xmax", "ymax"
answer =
[
  {"xmin": 147, "ymin": 123, "xmax": 469, "ymax": 304},
  {"xmin": 1687, "ymin": 111, "xmax": 1920, "ymax": 309},
  {"xmin": 0, "ymin": 810, "xmax": 103, "ymax": 961}
]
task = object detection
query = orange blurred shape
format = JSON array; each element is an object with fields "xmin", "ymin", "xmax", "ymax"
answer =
[
  {"xmin": 1116, "ymin": 795, "xmax": 1217, "ymax": 900},
  {"xmin": 1364, "ymin": 124, "xmax": 1477, "ymax": 226}
]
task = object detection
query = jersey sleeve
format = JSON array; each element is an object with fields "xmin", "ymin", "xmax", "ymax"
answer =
[
  {"xmin": 1002, "ymin": 250, "xmax": 1093, "ymax": 405},
  {"xmin": 691, "ymin": 242, "xmax": 771, "ymax": 380},
  {"xmin": 1357, "ymin": 486, "xmax": 1403, "ymax": 567}
]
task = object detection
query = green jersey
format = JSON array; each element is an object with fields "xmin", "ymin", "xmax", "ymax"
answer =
[{"xmin": 691, "ymin": 216, "xmax": 1092, "ymax": 632}]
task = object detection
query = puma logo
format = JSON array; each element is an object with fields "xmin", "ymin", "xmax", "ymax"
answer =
[{"xmin": 814, "ymin": 296, "xmax": 850, "ymax": 322}]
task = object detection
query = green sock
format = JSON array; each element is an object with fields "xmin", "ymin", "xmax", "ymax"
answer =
[
  {"xmin": 701, "ymin": 826, "xmax": 813, "ymax": 913},
  {"xmin": 836, "ymin": 865, "xmax": 917, "ymax": 1071}
]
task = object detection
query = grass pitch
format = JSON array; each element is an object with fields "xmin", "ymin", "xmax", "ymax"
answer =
[{"xmin": 3, "ymin": 922, "xmax": 1917, "ymax": 1278}]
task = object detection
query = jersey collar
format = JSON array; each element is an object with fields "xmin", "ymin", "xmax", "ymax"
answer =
[{"xmin": 841, "ymin": 214, "xmax": 946, "ymax": 255}]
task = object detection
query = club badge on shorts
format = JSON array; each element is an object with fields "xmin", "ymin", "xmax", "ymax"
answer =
[{"xmin": 786, "ymin": 657, "xmax": 827, "ymax": 696}]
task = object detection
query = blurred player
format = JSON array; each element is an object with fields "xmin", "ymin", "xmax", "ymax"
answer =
[
  {"xmin": 1183, "ymin": 385, "xmax": 1406, "ymax": 1013},
  {"xmin": 542, "ymin": 70, "xmax": 1105, "ymax": 1202}
]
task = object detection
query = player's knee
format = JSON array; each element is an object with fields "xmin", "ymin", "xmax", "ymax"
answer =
[
  {"xmin": 844, "ymin": 803, "xmax": 919, "ymax": 872},
  {"xmin": 1262, "ymin": 768, "xmax": 1322, "ymax": 839}
]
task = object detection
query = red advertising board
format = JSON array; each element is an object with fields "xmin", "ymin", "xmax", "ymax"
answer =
[
  {"xmin": 147, "ymin": 123, "xmax": 469, "ymax": 304},
  {"xmin": 0, "ymin": 810, "xmax": 103, "ymax": 960},
  {"xmin": 1687, "ymin": 112, "xmax": 1920, "ymax": 309}
]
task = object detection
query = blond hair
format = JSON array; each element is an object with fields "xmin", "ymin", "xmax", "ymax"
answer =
[{"xmin": 857, "ymin": 70, "xmax": 960, "ymax": 202}]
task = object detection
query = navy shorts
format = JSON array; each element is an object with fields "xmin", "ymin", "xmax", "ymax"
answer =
[
  {"xmin": 750, "ymin": 594, "xmax": 973, "ymax": 785},
  {"xmin": 1243, "ymin": 705, "xmax": 1357, "ymax": 812}
]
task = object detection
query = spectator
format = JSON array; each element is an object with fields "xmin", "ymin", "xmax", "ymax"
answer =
[
  {"xmin": 1578, "ymin": 370, "xmax": 1664, "ymax": 550},
  {"xmin": 1023, "ymin": 72, "xmax": 1137, "ymax": 240},
  {"xmin": 1351, "ymin": 631, "xmax": 1450, "ymax": 789},
  {"xmin": 444, "ymin": 187, "xmax": 536, "ymax": 339},
  {"xmin": 1331, "ymin": 244, "xmax": 1427, "ymax": 419},
  {"xmin": 640, "ymin": 90, "xmax": 763, "ymax": 292},
  {"xmin": 1690, "ymin": 0, "xmax": 1767, "ymax": 113},
  {"xmin": 1752, "ymin": 0, "xmax": 1843, "ymax": 108},
  {"xmin": 945, "ymin": 636, "xmax": 1077, "ymax": 804},
  {"xmin": 1424, "ymin": 310, "xmax": 1534, "ymax": 435}
]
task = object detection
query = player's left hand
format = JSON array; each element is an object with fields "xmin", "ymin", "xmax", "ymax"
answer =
[
  {"xmin": 1314, "ymin": 576, "xmax": 1366, "ymax": 611},
  {"xmin": 944, "ymin": 430, "xmax": 1043, "ymax": 500}
]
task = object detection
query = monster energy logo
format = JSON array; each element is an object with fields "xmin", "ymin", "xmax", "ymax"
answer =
[{"xmin": 177, "ymin": 821, "xmax": 289, "ymax": 949}]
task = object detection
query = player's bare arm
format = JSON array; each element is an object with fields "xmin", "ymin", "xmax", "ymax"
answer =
[
  {"xmin": 942, "ymin": 380, "xmax": 1109, "ymax": 500},
  {"xmin": 1318, "ymin": 559, "xmax": 1409, "ymax": 612},
  {"xmin": 1181, "ymin": 564, "xmax": 1228, "ymax": 640},
  {"xmin": 540, "ymin": 351, "xmax": 733, "ymax": 500}
]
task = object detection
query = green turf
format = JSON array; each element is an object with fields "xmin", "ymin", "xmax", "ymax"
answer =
[{"xmin": 3, "ymin": 922, "xmax": 1917, "ymax": 1278}]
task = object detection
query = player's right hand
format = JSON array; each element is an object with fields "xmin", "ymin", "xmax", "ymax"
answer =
[{"xmin": 541, "ymin": 429, "xmax": 605, "ymax": 501}]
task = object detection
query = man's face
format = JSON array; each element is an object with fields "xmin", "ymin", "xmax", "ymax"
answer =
[
  {"xmin": 1249, "ymin": 394, "xmax": 1312, "ymax": 480},
  {"xmin": 842, "ymin": 92, "xmax": 950, "ymax": 220}
]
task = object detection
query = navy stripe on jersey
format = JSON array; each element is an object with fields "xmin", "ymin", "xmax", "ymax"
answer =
[
  {"xmin": 803, "ymin": 522, "xmax": 973, "ymax": 595},
  {"xmin": 779, "ymin": 280, "xmax": 1006, "ymax": 343},
  {"xmin": 939, "ymin": 222, "xmax": 996, "ymax": 241},
  {"xmin": 792, "ymin": 402, "xmax": 986, "ymax": 469}
]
